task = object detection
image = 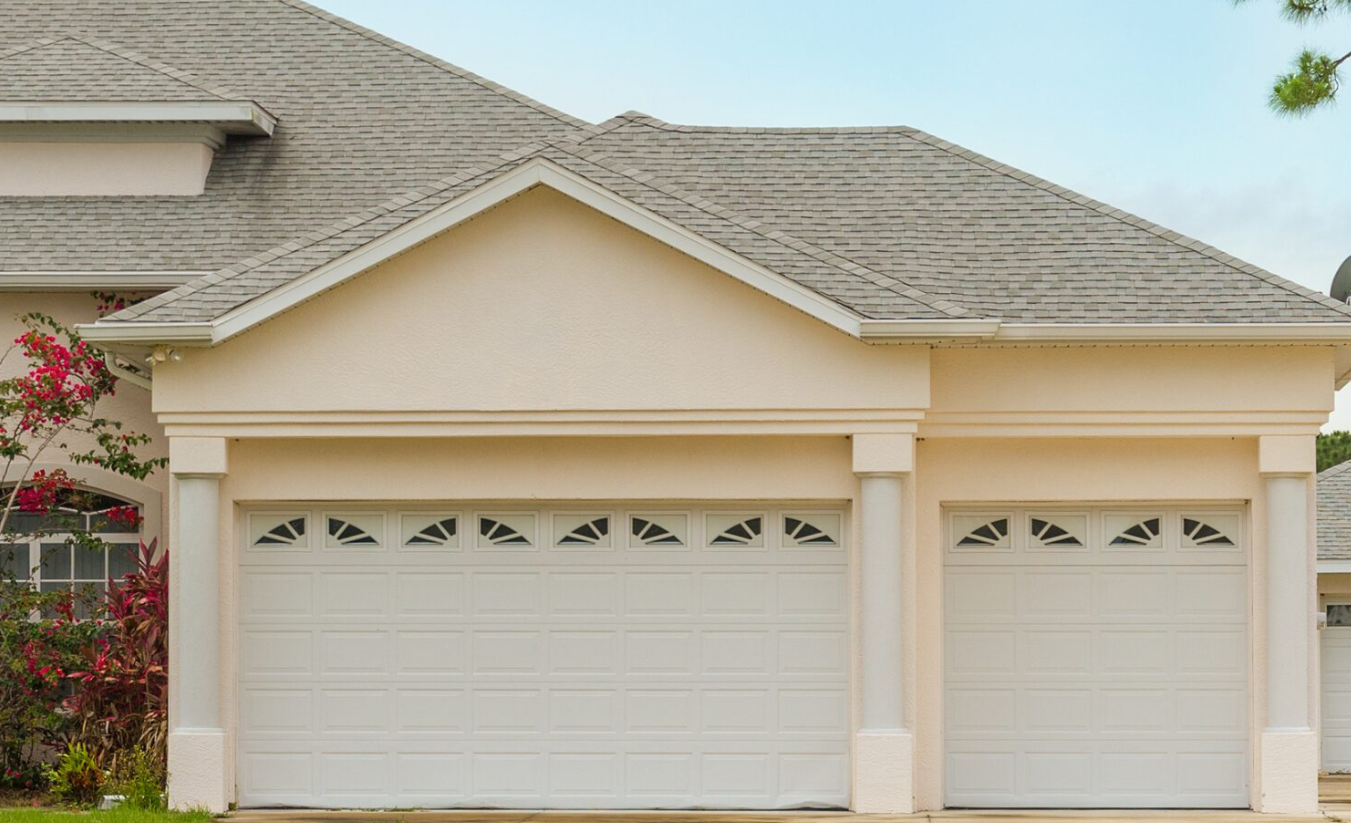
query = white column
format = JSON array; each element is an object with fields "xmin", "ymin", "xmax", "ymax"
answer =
[
  {"xmin": 1257, "ymin": 435, "xmax": 1317, "ymax": 814},
  {"xmin": 852, "ymin": 433, "xmax": 914, "ymax": 813},
  {"xmin": 167, "ymin": 437, "xmax": 229, "ymax": 813}
]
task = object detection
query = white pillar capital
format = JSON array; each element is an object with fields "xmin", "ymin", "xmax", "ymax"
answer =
[
  {"xmin": 1258, "ymin": 434, "xmax": 1314, "ymax": 477},
  {"xmin": 169, "ymin": 436, "xmax": 229, "ymax": 477},
  {"xmin": 852, "ymin": 432, "xmax": 914, "ymax": 476}
]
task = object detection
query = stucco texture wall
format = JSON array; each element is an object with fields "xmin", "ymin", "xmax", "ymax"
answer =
[{"xmin": 0, "ymin": 292, "xmax": 168, "ymax": 540}]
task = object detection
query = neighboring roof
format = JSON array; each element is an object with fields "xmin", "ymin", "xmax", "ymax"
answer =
[
  {"xmin": 0, "ymin": 36, "xmax": 237, "ymax": 102},
  {"xmin": 0, "ymin": 0, "xmax": 588, "ymax": 273},
  {"xmin": 8, "ymin": 1, "xmax": 1351, "ymax": 332},
  {"xmin": 1321, "ymin": 461, "xmax": 1351, "ymax": 561}
]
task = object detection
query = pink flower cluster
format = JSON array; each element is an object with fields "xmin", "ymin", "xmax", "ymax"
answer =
[{"xmin": 14, "ymin": 468, "xmax": 73, "ymax": 514}]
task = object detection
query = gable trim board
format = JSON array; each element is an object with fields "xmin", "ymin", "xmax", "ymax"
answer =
[
  {"xmin": 76, "ymin": 158, "xmax": 1351, "ymax": 352},
  {"xmin": 0, "ymin": 101, "xmax": 277, "ymax": 135}
]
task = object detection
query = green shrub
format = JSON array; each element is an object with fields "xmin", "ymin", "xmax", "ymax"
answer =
[
  {"xmin": 43, "ymin": 743, "xmax": 105, "ymax": 807},
  {"xmin": 107, "ymin": 749, "xmax": 164, "ymax": 811}
]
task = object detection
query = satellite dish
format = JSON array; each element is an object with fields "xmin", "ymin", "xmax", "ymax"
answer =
[{"xmin": 1333, "ymin": 255, "xmax": 1351, "ymax": 303}]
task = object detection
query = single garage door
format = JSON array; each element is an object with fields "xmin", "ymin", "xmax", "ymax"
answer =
[
  {"xmin": 944, "ymin": 507, "xmax": 1249, "ymax": 808},
  {"xmin": 237, "ymin": 504, "xmax": 850, "ymax": 808},
  {"xmin": 1321, "ymin": 602, "xmax": 1351, "ymax": 771}
]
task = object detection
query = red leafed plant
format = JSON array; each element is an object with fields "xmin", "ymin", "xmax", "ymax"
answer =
[{"xmin": 65, "ymin": 540, "xmax": 167, "ymax": 773}]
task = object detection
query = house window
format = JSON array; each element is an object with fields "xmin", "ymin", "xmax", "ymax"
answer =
[
  {"xmin": 1330, "ymin": 604, "xmax": 1351, "ymax": 628},
  {"xmin": 1, "ymin": 488, "xmax": 142, "ymax": 617}
]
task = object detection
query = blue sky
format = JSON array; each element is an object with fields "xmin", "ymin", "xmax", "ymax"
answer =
[{"xmin": 322, "ymin": 0, "xmax": 1351, "ymax": 427}]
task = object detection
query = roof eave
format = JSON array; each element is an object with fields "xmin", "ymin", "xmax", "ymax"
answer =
[
  {"xmin": 0, "ymin": 100, "xmax": 277, "ymax": 136},
  {"xmin": 859, "ymin": 320, "xmax": 1351, "ymax": 344}
]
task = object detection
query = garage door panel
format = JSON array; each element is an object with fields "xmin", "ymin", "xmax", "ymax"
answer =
[
  {"xmin": 1323, "ymin": 629, "xmax": 1351, "ymax": 769},
  {"xmin": 239, "ymin": 503, "xmax": 849, "ymax": 809},
  {"xmin": 945, "ymin": 506, "xmax": 1248, "ymax": 808}
]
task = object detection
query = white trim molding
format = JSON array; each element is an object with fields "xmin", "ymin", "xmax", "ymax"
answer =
[
  {"xmin": 0, "ymin": 101, "xmax": 277, "ymax": 136},
  {"xmin": 1319, "ymin": 560, "xmax": 1351, "ymax": 574},
  {"xmin": 73, "ymin": 157, "xmax": 1351, "ymax": 352}
]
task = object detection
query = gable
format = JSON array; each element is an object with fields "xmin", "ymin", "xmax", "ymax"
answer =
[{"xmin": 152, "ymin": 186, "xmax": 928, "ymax": 414}]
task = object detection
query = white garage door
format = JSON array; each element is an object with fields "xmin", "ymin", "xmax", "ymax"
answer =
[
  {"xmin": 237, "ymin": 504, "xmax": 850, "ymax": 808},
  {"xmin": 1321, "ymin": 603, "xmax": 1351, "ymax": 771},
  {"xmin": 944, "ymin": 507, "xmax": 1249, "ymax": 808}
]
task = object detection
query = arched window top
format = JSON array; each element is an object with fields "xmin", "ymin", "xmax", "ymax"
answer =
[{"xmin": 2, "ymin": 485, "xmax": 141, "ymax": 536}]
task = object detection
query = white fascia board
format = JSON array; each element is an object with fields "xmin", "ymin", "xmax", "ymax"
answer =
[
  {"xmin": 995, "ymin": 323, "xmax": 1351, "ymax": 342},
  {"xmin": 200, "ymin": 158, "xmax": 866, "ymax": 344},
  {"xmin": 859, "ymin": 319, "xmax": 1000, "ymax": 339},
  {"xmin": 0, "ymin": 271, "xmax": 206, "ymax": 291},
  {"xmin": 77, "ymin": 322, "xmax": 214, "ymax": 346},
  {"xmin": 0, "ymin": 101, "xmax": 277, "ymax": 136},
  {"xmin": 1319, "ymin": 560, "xmax": 1351, "ymax": 574}
]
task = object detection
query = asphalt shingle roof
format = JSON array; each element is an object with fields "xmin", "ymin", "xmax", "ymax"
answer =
[
  {"xmin": 6, "ymin": 1, "xmax": 1351, "ymax": 328},
  {"xmin": 0, "ymin": 36, "xmax": 238, "ymax": 102},
  {"xmin": 1321, "ymin": 461, "xmax": 1351, "ymax": 561}
]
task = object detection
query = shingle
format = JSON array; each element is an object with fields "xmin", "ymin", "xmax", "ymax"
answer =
[
  {"xmin": 1320, "ymin": 461, "xmax": 1351, "ymax": 560},
  {"xmin": 6, "ymin": 2, "xmax": 1351, "ymax": 328}
]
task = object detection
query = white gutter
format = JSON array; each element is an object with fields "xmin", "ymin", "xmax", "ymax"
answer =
[
  {"xmin": 1319, "ymin": 560, "xmax": 1351, "ymax": 574},
  {"xmin": 0, "ymin": 271, "xmax": 207, "ymax": 291},
  {"xmin": 102, "ymin": 354, "xmax": 153, "ymax": 391},
  {"xmin": 0, "ymin": 101, "xmax": 278, "ymax": 136},
  {"xmin": 82, "ymin": 317, "xmax": 1351, "ymax": 348},
  {"xmin": 858, "ymin": 320, "xmax": 1351, "ymax": 343},
  {"xmin": 78, "ymin": 322, "xmax": 214, "ymax": 346}
]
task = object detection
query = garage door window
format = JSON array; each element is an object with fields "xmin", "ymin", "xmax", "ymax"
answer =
[{"xmin": 1330, "ymin": 604, "xmax": 1351, "ymax": 627}]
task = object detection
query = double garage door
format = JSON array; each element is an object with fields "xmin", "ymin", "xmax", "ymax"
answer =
[
  {"xmin": 945, "ymin": 506, "xmax": 1249, "ymax": 808},
  {"xmin": 237, "ymin": 504, "xmax": 849, "ymax": 808}
]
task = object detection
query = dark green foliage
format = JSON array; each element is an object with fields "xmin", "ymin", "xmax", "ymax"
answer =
[
  {"xmin": 1320, "ymin": 430, "xmax": 1351, "ymax": 472},
  {"xmin": 1237, "ymin": 0, "xmax": 1351, "ymax": 114}
]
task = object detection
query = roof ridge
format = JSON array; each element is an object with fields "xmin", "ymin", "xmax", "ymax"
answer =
[
  {"xmin": 1321, "ymin": 459, "xmax": 1351, "ymax": 481},
  {"xmin": 549, "ymin": 140, "xmax": 973, "ymax": 319},
  {"xmin": 62, "ymin": 34, "xmax": 243, "ymax": 101},
  {"xmin": 0, "ymin": 35, "xmax": 244, "ymax": 102},
  {"xmin": 272, "ymin": 0, "xmax": 593, "ymax": 132},
  {"xmin": 0, "ymin": 35, "xmax": 65, "ymax": 63},
  {"xmin": 893, "ymin": 125, "xmax": 1351, "ymax": 321},
  {"xmin": 617, "ymin": 112, "xmax": 918, "ymax": 135},
  {"xmin": 105, "ymin": 128, "xmax": 612, "ymax": 322}
]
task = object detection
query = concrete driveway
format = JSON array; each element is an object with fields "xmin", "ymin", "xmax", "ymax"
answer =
[{"xmin": 223, "ymin": 776, "xmax": 1351, "ymax": 823}]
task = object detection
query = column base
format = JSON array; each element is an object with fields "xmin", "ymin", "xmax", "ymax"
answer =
[
  {"xmin": 1257, "ymin": 729, "xmax": 1318, "ymax": 814},
  {"xmin": 853, "ymin": 729, "xmax": 913, "ymax": 813},
  {"xmin": 168, "ymin": 728, "xmax": 227, "ymax": 812}
]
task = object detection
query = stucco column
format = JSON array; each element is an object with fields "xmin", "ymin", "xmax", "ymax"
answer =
[
  {"xmin": 167, "ymin": 437, "xmax": 228, "ymax": 813},
  {"xmin": 1257, "ymin": 435, "xmax": 1318, "ymax": 814},
  {"xmin": 852, "ymin": 433, "xmax": 914, "ymax": 813}
]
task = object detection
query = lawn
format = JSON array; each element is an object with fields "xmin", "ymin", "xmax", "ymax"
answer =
[{"xmin": 0, "ymin": 809, "xmax": 215, "ymax": 823}]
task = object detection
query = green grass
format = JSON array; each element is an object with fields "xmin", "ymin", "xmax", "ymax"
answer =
[{"xmin": 0, "ymin": 808, "xmax": 216, "ymax": 823}]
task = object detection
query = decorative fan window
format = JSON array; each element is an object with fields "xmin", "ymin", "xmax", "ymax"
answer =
[
  {"xmin": 629, "ymin": 514, "xmax": 687, "ymax": 548},
  {"xmin": 1, "ymin": 487, "xmax": 142, "ymax": 617},
  {"xmin": 323, "ymin": 513, "xmax": 384, "ymax": 549},
  {"xmin": 1027, "ymin": 514, "xmax": 1086, "ymax": 549},
  {"xmin": 783, "ymin": 513, "xmax": 841, "ymax": 548},
  {"xmin": 951, "ymin": 515, "xmax": 1011, "ymax": 550},
  {"xmin": 707, "ymin": 514, "xmax": 765, "ymax": 548},
  {"xmin": 476, "ymin": 514, "xmax": 535, "ymax": 549},
  {"xmin": 553, "ymin": 514, "xmax": 612, "ymax": 549},
  {"xmin": 1330, "ymin": 604, "xmax": 1351, "ymax": 628},
  {"xmin": 1105, "ymin": 514, "xmax": 1163, "ymax": 549},
  {"xmin": 249, "ymin": 514, "xmax": 308, "ymax": 549},
  {"xmin": 400, "ymin": 514, "xmax": 460, "ymax": 549},
  {"xmin": 1181, "ymin": 515, "xmax": 1238, "ymax": 548}
]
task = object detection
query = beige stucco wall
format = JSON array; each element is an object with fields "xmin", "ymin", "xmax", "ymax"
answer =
[
  {"xmin": 147, "ymin": 185, "xmax": 1338, "ymax": 809},
  {"xmin": 153, "ymin": 187, "xmax": 928, "ymax": 415},
  {"xmin": 0, "ymin": 142, "xmax": 214, "ymax": 196},
  {"xmin": 0, "ymin": 292, "xmax": 168, "ymax": 542}
]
